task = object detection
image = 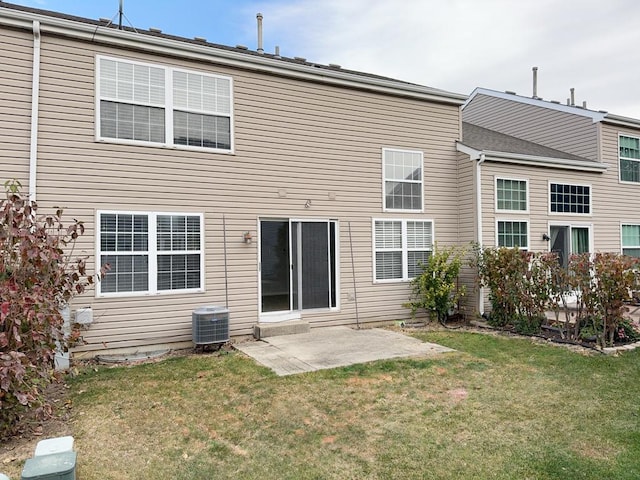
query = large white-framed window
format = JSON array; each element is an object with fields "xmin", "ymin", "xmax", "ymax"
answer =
[
  {"xmin": 549, "ymin": 182, "xmax": 591, "ymax": 215},
  {"xmin": 495, "ymin": 177, "xmax": 528, "ymax": 213},
  {"xmin": 619, "ymin": 135, "xmax": 640, "ymax": 183},
  {"xmin": 621, "ymin": 224, "xmax": 640, "ymax": 258},
  {"xmin": 373, "ymin": 219, "xmax": 433, "ymax": 282},
  {"xmin": 496, "ymin": 220, "xmax": 528, "ymax": 249},
  {"xmin": 97, "ymin": 55, "xmax": 232, "ymax": 152},
  {"xmin": 382, "ymin": 148, "xmax": 424, "ymax": 212},
  {"xmin": 97, "ymin": 211, "xmax": 204, "ymax": 296}
]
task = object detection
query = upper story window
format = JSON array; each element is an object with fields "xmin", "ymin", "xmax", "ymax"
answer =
[
  {"xmin": 373, "ymin": 219, "xmax": 433, "ymax": 281},
  {"xmin": 98, "ymin": 211, "xmax": 204, "ymax": 296},
  {"xmin": 496, "ymin": 178, "xmax": 528, "ymax": 212},
  {"xmin": 383, "ymin": 148, "xmax": 423, "ymax": 212},
  {"xmin": 619, "ymin": 135, "xmax": 640, "ymax": 183},
  {"xmin": 622, "ymin": 224, "xmax": 640, "ymax": 258},
  {"xmin": 97, "ymin": 56, "xmax": 232, "ymax": 152},
  {"xmin": 549, "ymin": 183, "xmax": 591, "ymax": 214}
]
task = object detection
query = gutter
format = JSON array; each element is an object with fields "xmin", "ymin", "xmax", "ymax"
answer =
[
  {"xmin": 603, "ymin": 114, "xmax": 640, "ymax": 129},
  {"xmin": 28, "ymin": 19, "xmax": 41, "ymax": 202},
  {"xmin": 456, "ymin": 142, "xmax": 607, "ymax": 173},
  {"xmin": 480, "ymin": 150, "xmax": 608, "ymax": 172},
  {"xmin": 0, "ymin": 8, "xmax": 467, "ymax": 106}
]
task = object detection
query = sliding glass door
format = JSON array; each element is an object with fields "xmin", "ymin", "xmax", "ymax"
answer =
[
  {"xmin": 260, "ymin": 219, "xmax": 337, "ymax": 319},
  {"xmin": 550, "ymin": 225, "xmax": 590, "ymax": 268}
]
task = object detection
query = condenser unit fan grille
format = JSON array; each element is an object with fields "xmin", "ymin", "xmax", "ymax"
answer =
[{"xmin": 192, "ymin": 306, "xmax": 229, "ymax": 345}]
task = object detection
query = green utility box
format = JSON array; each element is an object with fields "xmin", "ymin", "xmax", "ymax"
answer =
[{"xmin": 21, "ymin": 451, "xmax": 76, "ymax": 480}]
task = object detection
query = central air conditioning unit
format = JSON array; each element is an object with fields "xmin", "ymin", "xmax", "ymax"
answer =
[{"xmin": 192, "ymin": 306, "xmax": 229, "ymax": 347}]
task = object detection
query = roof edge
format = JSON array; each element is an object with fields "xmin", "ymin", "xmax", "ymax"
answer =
[
  {"xmin": 456, "ymin": 142, "xmax": 608, "ymax": 173},
  {"xmin": 464, "ymin": 87, "xmax": 607, "ymax": 123},
  {"xmin": 603, "ymin": 113, "xmax": 640, "ymax": 129},
  {"xmin": 0, "ymin": 4, "xmax": 467, "ymax": 105}
]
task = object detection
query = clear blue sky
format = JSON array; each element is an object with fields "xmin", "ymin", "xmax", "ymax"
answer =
[{"xmin": 9, "ymin": 0, "xmax": 640, "ymax": 118}]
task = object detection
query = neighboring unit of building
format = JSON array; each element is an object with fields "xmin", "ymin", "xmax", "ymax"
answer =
[
  {"xmin": 0, "ymin": 3, "xmax": 468, "ymax": 357},
  {"xmin": 457, "ymin": 88, "xmax": 640, "ymax": 311}
]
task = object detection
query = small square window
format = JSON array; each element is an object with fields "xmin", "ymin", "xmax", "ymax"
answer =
[{"xmin": 496, "ymin": 178, "xmax": 527, "ymax": 212}]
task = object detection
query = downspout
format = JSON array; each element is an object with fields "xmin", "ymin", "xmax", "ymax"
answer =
[
  {"xmin": 28, "ymin": 20, "xmax": 41, "ymax": 202},
  {"xmin": 476, "ymin": 153, "xmax": 485, "ymax": 315}
]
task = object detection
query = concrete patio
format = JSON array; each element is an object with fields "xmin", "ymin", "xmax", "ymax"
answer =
[{"xmin": 234, "ymin": 326, "xmax": 455, "ymax": 376}]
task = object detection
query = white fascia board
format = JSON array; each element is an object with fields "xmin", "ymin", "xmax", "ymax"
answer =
[
  {"xmin": 0, "ymin": 8, "xmax": 467, "ymax": 106},
  {"xmin": 464, "ymin": 88, "xmax": 607, "ymax": 123},
  {"xmin": 455, "ymin": 141, "xmax": 481, "ymax": 160},
  {"xmin": 456, "ymin": 142, "xmax": 607, "ymax": 172},
  {"xmin": 481, "ymin": 150, "xmax": 608, "ymax": 173},
  {"xmin": 603, "ymin": 114, "xmax": 640, "ymax": 129}
]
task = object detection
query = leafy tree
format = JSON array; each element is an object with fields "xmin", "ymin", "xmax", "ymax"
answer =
[{"xmin": 0, "ymin": 180, "xmax": 101, "ymax": 439}]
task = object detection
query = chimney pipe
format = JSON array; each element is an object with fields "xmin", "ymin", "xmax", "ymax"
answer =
[
  {"xmin": 274, "ymin": 45, "xmax": 281, "ymax": 59},
  {"xmin": 118, "ymin": 0, "xmax": 123, "ymax": 30},
  {"xmin": 582, "ymin": 100, "xmax": 587, "ymax": 109},
  {"xmin": 570, "ymin": 87, "xmax": 575, "ymax": 106},
  {"xmin": 256, "ymin": 13, "xmax": 264, "ymax": 54},
  {"xmin": 532, "ymin": 66, "xmax": 538, "ymax": 98}
]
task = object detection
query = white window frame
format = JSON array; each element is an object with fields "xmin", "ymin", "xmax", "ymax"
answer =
[
  {"xmin": 96, "ymin": 55, "xmax": 234, "ymax": 153},
  {"xmin": 372, "ymin": 218, "xmax": 434, "ymax": 283},
  {"xmin": 495, "ymin": 176, "xmax": 529, "ymax": 213},
  {"xmin": 96, "ymin": 210, "xmax": 205, "ymax": 297},
  {"xmin": 621, "ymin": 223, "xmax": 640, "ymax": 257},
  {"xmin": 547, "ymin": 221, "xmax": 594, "ymax": 256},
  {"xmin": 382, "ymin": 148, "xmax": 424, "ymax": 213},
  {"xmin": 548, "ymin": 181, "xmax": 592, "ymax": 216},
  {"xmin": 619, "ymin": 134, "xmax": 640, "ymax": 184},
  {"xmin": 496, "ymin": 219, "xmax": 529, "ymax": 250}
]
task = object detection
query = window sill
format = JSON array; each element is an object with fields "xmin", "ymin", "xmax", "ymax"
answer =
[
  {"xmin": 96, "ymin": 288, "xmax": 206, "ymax": 299},
  {"xmin": 95, "ymin": 137, "xmax": 235, "ymax": 155}
]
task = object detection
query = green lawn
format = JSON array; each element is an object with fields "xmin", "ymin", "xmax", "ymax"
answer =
[{"xmin": 60, "ymin": 332, "xmax": 640, "ymax": 479}]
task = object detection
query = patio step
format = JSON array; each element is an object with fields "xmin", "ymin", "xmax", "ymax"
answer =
[{"xmin": 253, "ymin": 320, "xmax": 310, "ymax": 339}]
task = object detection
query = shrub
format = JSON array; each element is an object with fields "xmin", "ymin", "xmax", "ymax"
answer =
[
  {"xmin": 474, "ymin": 246, "xmax": 562, "ymax": 332},
  {"xmin": 615, "ymin": 319, "xmax": 640, "ymax": 343},
  {"xmin": 568, "ymin": 253, "xmax": 640, "ymax": 348},
  {"xmin": 475, "ymin": 245, "xmax": 640, "ymax": 347},
  {"xmin": 0, "ymin": 181, "xmax": 101, "ymax": 439},
  {"xmin": 403, "ymin": 244, "xmax": 466, "ymax": 324}
]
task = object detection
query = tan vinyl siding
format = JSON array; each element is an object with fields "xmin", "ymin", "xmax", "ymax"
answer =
[
  {"xmin": 599, "ymin": 123, "xmax": 640, "ymax": 249},
  {"xmin": 0, "ymin": 26, "xmax": 33, "ymax": 186},
  {"xmin": 478, "ymin": 152, "xmax": 640, "ymax": 255},
  {"xmin": 26, "ymin": 31, "xmax": 462, "ymax": 355},
  {"xmin": 464, "ymin": 94, "xmax": 599, "ymax": 160},
  {"xmin": 456, "ymin": 152, "xmax": 479, "ymax": 316}
]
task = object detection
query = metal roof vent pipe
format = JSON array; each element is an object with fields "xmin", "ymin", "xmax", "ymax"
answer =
[
  {"xmin": 532, "ymin": 66, "xmax": 538, "ymax": 99},
  {"xmin": 256, "ymin": 13, "xmax": 264, "ymax": 54},
  {"xmin": 570, "ymin": 87, "xmax": 575, "ymax": 106}
]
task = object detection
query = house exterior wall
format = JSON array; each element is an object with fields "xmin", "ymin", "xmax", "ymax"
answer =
[
  {"xmin": 477, "ymin": 144, "xmax": 640, "ymax": 261},
  {"xmin": 1, "ymin": 26, "xmax": 32, "ymax": 187},
  {"xmin": 464, "ymin": 94, "xmax": 599, "ymax": 161},
  {"xmin": 0, "ymin": 18, "xmax": 464, "ymax": 356},
  {"xmin": 456, "ymin": 152, "xmax": 478, "ymax": 316},
  {"xmin": 600, "ymin": 122, "xmax": 640, "ymax": 244}
]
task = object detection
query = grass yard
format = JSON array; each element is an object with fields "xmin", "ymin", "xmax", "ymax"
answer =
[{"xmin": 8, "ymin": 331, "xmax": 640, "ymax": 479}]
